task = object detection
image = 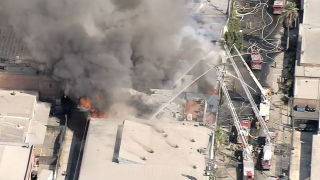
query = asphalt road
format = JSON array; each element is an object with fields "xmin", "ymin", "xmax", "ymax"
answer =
[{"xmin": 227, "ymin": 0, "xmax": 289, "ymax": 179}]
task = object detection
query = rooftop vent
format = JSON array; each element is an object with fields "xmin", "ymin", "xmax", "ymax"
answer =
[
  {"xmin": 191, "ymin": 139, "xmax": 196, "ymax": 142},
  {"xmin": 163, "ymin": 134, "xmax": 168, "ymax": 138},
  {"xmin": 16, "ymin": 124, "xmax": 23, "ymax": 129},
  {"xmin": 149, "ymin": 150, "xmax": 155, "ymax": 153},
  {"xmin": 11, "ymin": 91, "xmax": 16, "ymax": 96},
  {"xmin": 161, "ymin": 130, "xmax": 165, "ymax": 133},
  {"xmin": 175, "ymin": 145, "xmax": 179, "ymax": 149},
  {"xmin": 193, "ymin": 165, "xmax": 197, "ymax": 169},
  {"xmin": 142, "ymin": 157, "xmax": 147, "ymax": 161}
]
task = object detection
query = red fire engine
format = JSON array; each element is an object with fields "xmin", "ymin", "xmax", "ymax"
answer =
[
  {"xmin": 273, "ymin": 0, "xmax": 284, "ymax": 15},
  {"xmin": 250, "ymin": 53, "xmax": 263, "ymax": 70}
]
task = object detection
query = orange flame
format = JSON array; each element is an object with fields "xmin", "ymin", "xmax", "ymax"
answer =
[
  {"xmin": 80, "ymin": 97, "xmax": 91, "ymax": 109},
  {"xmin": 206, "ymin": 83, "xmax": 220, "ymax": 95},
  {"xmin": 79, "ymin": 97, "xmax": 107, "ymax": 120}
]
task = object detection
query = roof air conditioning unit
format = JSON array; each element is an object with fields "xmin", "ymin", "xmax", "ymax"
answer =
[{"xmin": 187, "ymin": 113, "xmax": 193, "ymax": 121}]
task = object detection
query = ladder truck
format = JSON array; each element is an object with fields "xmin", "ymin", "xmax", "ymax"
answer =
[
  {"xmin": 224, "ymin": 44, "xmax": 274, "ymax": 170},
  {"xmin": 215, "ymin": 68, "xmax": 254, "ymax": 180},
  {"xmin": 235, "ymin": 47, "xmax": 272, "ymax": 123}
]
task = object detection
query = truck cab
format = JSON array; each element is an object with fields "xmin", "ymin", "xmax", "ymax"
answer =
[
  {"xmin": 250, "ymin": 53, "xmax": 263, "ymax": 70},
  {"xmin": 273, "ymin": 0, "xmax": 284, "ymax": 15}
]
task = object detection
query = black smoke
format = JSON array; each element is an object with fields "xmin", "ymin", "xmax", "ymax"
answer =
[{"xmin": 0, "ymin": 0, "xmax": 220, "ymax": 111}]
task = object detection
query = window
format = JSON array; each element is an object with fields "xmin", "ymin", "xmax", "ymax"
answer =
[{"xmin": 49, "ymin": 83, "xmax": 52, "ymax": 88}]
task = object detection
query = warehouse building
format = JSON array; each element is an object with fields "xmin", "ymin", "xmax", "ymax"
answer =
[{"xmin": 78, "ymin": 118, "xmax": 214, "ymax": 180}]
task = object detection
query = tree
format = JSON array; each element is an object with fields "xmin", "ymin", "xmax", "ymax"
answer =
[
  {"xmin": 283, "ymin": 2, "xmax": 299, "ymax": 49},
  {"xmin": 225, "ymin": 31, "xmax": 243, "ymax": 54},
  {"xmin": 225, "ymin": 2, "xmax": 243, "ymax": 53},
  {"xmin": 214, "ymin": 128, "xmax": 225, "ymax": 148},
  {"xmin": 228, "ymin": 17, "xmax": 241, "ymax": 32}
]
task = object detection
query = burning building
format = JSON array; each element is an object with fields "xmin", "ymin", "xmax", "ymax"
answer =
[{"xmin": 0, "ymin": 0, "xmax": 221, "ymax": 114}]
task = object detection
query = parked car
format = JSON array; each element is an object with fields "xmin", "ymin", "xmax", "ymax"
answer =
[
  {"xmin": 298, "ymin": 124, "xmax": 318, "ymax": 132},
  {"xmin": 294, "ymin": 105, "xmax": 305, "ymax": 112},
  {"xmin": 305, "ymin": 105, "xmax": 316, "ymax": 112}
]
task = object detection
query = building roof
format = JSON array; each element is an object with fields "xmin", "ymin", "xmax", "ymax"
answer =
[
  {"xmin": 0, "ymin": 90, "xmax": 38, "ymax": 118},
  {"xmin": 79, "ymin": 118, "xmax": 212, "ymax": 180},
  {"xmin": 302, "ymin": 0, "xmax": 320, "ymax": 25},
  {"xmin": 293, "ymin": 111, "xmax": 319, "ymax": 121},
  {"xmin": 37, "ymin": 169, "xmax": 53, "ymax": 180},
  {"xmin": 149, "ymin": 89, "xmax": 184, "ymax": 119},
  {"xmin": 27, "ymin": 102, "xmax": 51, "ymax": 144},
  {"xmin": 0, "ymin": 145, "xmax": 32, "ymax": 180},
  {"xmin": 295, "ymin": 65, "xmax": 320, "ymax": 78},
  {"xmin": 294, "ymin": 77, "xmax": 320, "ymax": 99},
  {"xmin": 0, "ymin": 28, "xmax": 30, "ymax": 59},
  {"xmin": 299, "ymin": 25, "xmax": 320, "ymax": 66},
  {"xmin": 184, "ymin": 92, "xmax": 219, "ymax": 111},
  {"xmin": 0, "ymin": 90, "xmax": 50, "ymax": 145},
  {"xmin": 311, "ymin": 135, "xmax": 320, "ymax": 180},
  {"xmin": 185, "ymin": 100, "xmax": 202, "ymax": 120},
  {"xmin": 0, "ymin": 117, "xmax": 29, "ymax": 143}
]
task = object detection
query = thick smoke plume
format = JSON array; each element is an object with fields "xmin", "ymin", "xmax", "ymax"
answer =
[{"xmin": 0, "ymin": 0, "xmax": 220, "ymax": 113}]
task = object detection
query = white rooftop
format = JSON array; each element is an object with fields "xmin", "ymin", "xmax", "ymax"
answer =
[
  {"xmin": 37, "ymin": 169, "xmax": 53, "ymax": 180},
  {"xmin": 0, "ymin": 145, "xmax": 32, "ymax": 180},
  {"xmin": 27, "ymin": 102, "xmax": 51, "ymax": 144},
  {"xmin": 302, "ymin": 0, "xmax": 320, "ymax": 25},
  {"xmin": 294, "ymin": 77, "xmax": 320, "ymax": 99},
  {"xmin": 299, "ymin": 25, "xmax": 320, "ymax": 66},
  {"xmin": 0, "ymin": 90, "xmax": 50, "ymax": 145},
  {"xmin": 295, "ymin": 65, "xmax": 320, "ymax": 78},
  {"xmin": 0, "ymin": 90, "xmax": 38, "ymax": 118},
  {"xmin": 311, "ymin": 135, "xmax": 320, "ymax": 180},
  {"xmin": 79, "ymin": 118, "xmax": 212, "ymax": 180}
]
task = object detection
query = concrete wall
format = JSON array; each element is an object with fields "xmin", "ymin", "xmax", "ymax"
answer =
[
  {"xmin": 25, "ymin": 147, "xmax": 35, "ymax": 180},
  {"xmin": 0, "ymin": 74, "xmax": 61, "ymax": 101}
]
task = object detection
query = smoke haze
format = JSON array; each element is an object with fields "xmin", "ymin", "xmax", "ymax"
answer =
[{"xmin": 0, "ymin": 0, "xmax": 220, "ymax": 112}]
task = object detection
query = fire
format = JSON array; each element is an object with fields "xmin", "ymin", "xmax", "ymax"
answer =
[
  {"xmin": 89, "ymin": 108, "xmax": 107, "ymax": 119},
  {"xmin": 206, "ymin": 82, "xmax": 220, "ymax": 95},
  {"xmin": 80, "ymin": 97, "xmax": 91, "ymax": 109},
  {"xmin": 79, "ymin": 97, "xmax": 107, "ymax": 120}
]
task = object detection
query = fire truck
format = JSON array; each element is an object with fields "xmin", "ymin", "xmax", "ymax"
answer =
[
  {"xmin": 215, "ymin": 68, "xmax": 254, "ymax": 180},
  {"xmin": 237, "ymin": 120, "xmax": 251, "ymax": 143},
  {"xmin": 273, "ymin": 0, "xmax": 284, "ymax": 15},
  {"xmin": 229, "ymin": 44, "xmax": 276, "ymax": 171},
  {"xmin": 250, "ymin": 53, "xmax": 263, "ymax": 70}
]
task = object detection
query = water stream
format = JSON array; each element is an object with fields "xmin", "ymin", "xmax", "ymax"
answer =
[{"xmin": 150, "ymin": 66, "xmax": 215, "ymax": 120}]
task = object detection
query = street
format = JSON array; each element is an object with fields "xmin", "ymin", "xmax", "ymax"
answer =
[{"xmin": 217, "ymin": 0, "xmax": 295, "ymax": 179}]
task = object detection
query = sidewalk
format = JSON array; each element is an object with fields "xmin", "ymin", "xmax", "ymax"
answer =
[{"xmin": 265, "ymin": 50, "xmax": 292, "ymax": 178}]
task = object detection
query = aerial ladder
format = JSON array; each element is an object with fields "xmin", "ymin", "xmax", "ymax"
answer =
[
  {"xmin": 233, "ymin": 45, "xmax": 272, "ymax": 124},
  {"xmin": 215, "ymin": 68, "xmax": 254, "ymax": 180},
  {"xmin": 224, "ymin": 43, "xmax": 274, "ymax": 170}
]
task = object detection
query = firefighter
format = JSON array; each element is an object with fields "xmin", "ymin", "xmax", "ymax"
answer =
[
  {"xmin": 255, "ymin": 121, "xmax": 260, "ymax": 130},
  {"xmin": 247, "ymin": 22, "xmax": 252, "ymax": 29}
]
